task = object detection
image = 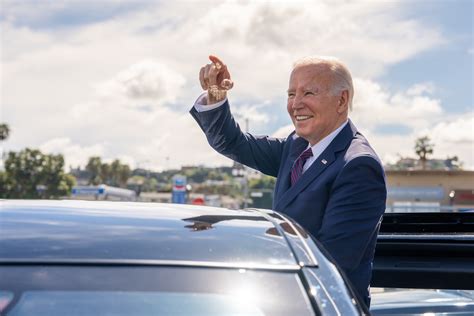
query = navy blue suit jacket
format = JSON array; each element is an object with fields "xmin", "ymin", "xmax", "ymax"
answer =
[{"xmin": 190, "ymin": 101, "xmax": 387, "ymax": 306}]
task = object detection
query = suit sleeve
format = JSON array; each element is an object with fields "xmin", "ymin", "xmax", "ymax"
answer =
[
  {"xmin": 315, "ymin": 155, "xmax": 387, "ymax": 272},
  {"xmin": 190, "ymin": 101, "xmax": 286, "ymax": 177}
]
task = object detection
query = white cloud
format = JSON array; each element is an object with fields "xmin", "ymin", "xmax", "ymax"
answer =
[
  {"xmin": 351, "ymin": 80, "xmax": 472, "ymax": 168},
  {"xmin": 426, "ymin": 115, "xmax": 474, "ymax": 144},
  {"xmin": 233, "ymin": 100, "xmax": 272, "ymax": 127},
  {"xmin": 0, "ymin": 0, "xmax": 151, "ymax": 32},
  {"xmin": 270, "ymin": 78, "xmax": 473, "ymax": 169},
  {"xmin": 421, "ymin": 115, "xmax": 474, "ymax": 169},
  {"xmin": 3, "ymin": 0, "xmax": 467, "ymax": 172},
  {"xmin": 42, "ymin": 99, "xmax": 233, "ymax": 172},
  {"xmin": 97, "ymin": 60, "xmax": 186, "ymax": 105},
  {"xmin": 2, "ymin": 0, "xmax": 445, "ymax": 109},
  {"xmin": 365, "ymin": 114, "xmax": 474, "ymax": 170},
  {"xmin": 272, "ymin": 124, "xmax": 294, "ymax": 139},
  {"xmin": 406, "ymin": 82, "xmax": 436, "ymax": 96},
  {"xmin": 361, "ymin": 132, "xmax": 415, "ymax": 164},
  {"xmin": 39, "ymin": 137, "xmax": 105, "ymax": 169},
  {"xmin": 59, "ymin": 62, "xmax": 231, "ymax": 170},
  {"xmin": 351, "ymin": 79, "xmax": 443, "ymax": 131}
]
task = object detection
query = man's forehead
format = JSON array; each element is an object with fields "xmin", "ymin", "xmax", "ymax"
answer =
[
  {"xmin": 292, "ymin": 63, "xmax": 332, "ymax": 76},
  {"xmin": 289, "ymin": 65, "xmax": 333, "ymax": 87}
]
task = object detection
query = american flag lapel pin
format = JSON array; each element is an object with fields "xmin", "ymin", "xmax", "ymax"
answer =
[{"xmin": 321, "ymin": 159, "xmax": 327, "ymax": 165}]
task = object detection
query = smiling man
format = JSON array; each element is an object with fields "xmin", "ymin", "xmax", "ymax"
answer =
[
  {"xmin": 287, "ymin": 59, "xmax": 353, "ymax": 146},
  {"xmin": 190, "ymin": 55, "xmax": 387, "ymax": 307}
]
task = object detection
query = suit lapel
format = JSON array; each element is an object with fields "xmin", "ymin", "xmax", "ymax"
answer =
[
  {"xmin": 275, "ymin": 136, "xmax": 309, "ymax": 200},
  {"xmin": 275, "ymin": 120, "xmax": 358, "ymax": 211}
]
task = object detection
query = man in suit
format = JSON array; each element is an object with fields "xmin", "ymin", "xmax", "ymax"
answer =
[{"xmin": 190, "ymin": 55, "xmax": 387, "ymax": 307}]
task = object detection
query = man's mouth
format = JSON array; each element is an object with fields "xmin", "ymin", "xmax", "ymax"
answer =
[{"xmin": 295, "ymin": 115, "xmax": 313, "ymax": 122}]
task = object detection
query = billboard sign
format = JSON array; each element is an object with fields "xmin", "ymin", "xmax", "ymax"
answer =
[{"xmin": 172, "ymin": 175, "xmax": 187, "ymax": 204}]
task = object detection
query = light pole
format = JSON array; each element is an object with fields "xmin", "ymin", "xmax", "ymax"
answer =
[
  {"xmin": 243, "ymin": 118, "xmax": 250, "ymax": 208},
  {"xmin": 231, "ymin": 117, "xmax": 251, "ymax": 208}
]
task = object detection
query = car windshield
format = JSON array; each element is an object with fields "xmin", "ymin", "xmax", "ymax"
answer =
[
  {"xmin": 8, "ymin": 291, "xmax": 266, "ymax": 316},
  {"xmin": 0, "ymin": 266, "xmax": 315, "ymax": 316}
]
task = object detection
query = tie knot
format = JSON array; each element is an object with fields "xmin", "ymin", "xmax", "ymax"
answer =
[{"xmin": 299, "ymin": 148, "xmax": 313, "ymax": 161}]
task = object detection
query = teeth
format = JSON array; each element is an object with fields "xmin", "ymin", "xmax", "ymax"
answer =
[{"xmin": 296, "ymin": 115, "xmax": 312, "ymax": 121}]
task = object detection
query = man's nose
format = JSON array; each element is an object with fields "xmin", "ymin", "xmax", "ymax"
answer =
[{"xmin": 291, "ymin": 94, "xmax": 304, "ymax": 110}]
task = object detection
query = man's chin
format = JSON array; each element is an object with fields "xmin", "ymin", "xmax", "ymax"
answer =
[
  {"xmin": 294, "ymin": 130, "xmax": 308, "ymax": 140},
  {"xmin": 295, "ymin": 126, "xmax": 306, "ymax": 135}
]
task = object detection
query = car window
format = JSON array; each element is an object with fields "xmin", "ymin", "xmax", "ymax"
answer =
[{"xmin": 0, "ymin": 266, "xmax": 316, "ymax": 316}]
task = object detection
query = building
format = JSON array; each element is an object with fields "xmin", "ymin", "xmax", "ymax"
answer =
[
  {"xmin": 138, "ymin": 192, "xmax": 241, "ymax": 209},
  {"xmin": 386, "ymin": 170, "xmax": 474, "ymax": 212},
  {"xmin": 385, "ymin": 157, "xmax": 462, "ymax": 171},
  {"xmin": 70, "ymin": 185, "xmax": 137, "ymax": 201}
]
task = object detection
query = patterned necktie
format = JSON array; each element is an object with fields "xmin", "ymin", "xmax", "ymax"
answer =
[{"xmin": 290, "ymin": 147, "xmax": 313, "ymax": 186}]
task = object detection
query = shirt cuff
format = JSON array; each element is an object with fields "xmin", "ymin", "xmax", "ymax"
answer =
[{"xmin": 193, "ymin": 92, "xmax": 228, "ymax": 112}]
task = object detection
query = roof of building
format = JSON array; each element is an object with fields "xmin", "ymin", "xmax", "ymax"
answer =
[{"xmin": 386, "ymin": 169, "xmax": 474, "ymax": 175}]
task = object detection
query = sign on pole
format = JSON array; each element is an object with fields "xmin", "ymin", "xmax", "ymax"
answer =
[{"xmin": 172, "ymin": 175, "xmax": 187, "ymax": 204}]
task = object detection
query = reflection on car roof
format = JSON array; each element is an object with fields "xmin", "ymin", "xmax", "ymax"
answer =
[{"xmin": 0, "ymin": 200, "xmax": 308, "ymax": 269}]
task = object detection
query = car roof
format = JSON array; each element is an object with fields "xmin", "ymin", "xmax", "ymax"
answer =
[{"xmin": 0, "ymin": 200, "xmax": 318, "ymax": 270}]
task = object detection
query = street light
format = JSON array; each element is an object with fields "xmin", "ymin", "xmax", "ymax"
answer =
[
  {"xmin": 232, "ymin": 163, "xmax": 249, "ymax": 208},
  {"xmin": 231, "ymin": 117, "xmax": 251, "ymax": 208},
  {"xmin": 449, "ymin": 190, "xmax": 455, "ymax": 209}
]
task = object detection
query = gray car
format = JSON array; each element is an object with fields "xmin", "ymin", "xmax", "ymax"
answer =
[
  {"xmin": 1, "ymin": 200, "xmax": 473, "ymax": 315},
  {"xmin": 0, "ymin": 200, "xmax": 366, "ymax": 316}
]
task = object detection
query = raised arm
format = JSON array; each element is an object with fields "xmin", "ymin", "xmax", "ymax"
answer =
[{"xmin": 191, "ymin": 56, "xmax": 287, "ymax": 177}]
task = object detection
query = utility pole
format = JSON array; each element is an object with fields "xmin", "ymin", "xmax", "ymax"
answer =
[{"xmin": 243, "ymin": 118, "xmax": 249, "ymax": 208}]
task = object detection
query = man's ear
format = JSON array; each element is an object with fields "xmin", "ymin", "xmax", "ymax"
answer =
[{"xmin": 337, "ymin": 90, "xmax": 349, "ymax": 113}]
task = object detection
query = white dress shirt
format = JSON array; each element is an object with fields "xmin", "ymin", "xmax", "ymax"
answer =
[
  {"xmin": 301, "ymin": 120, "xmax": 348, "ymax": 173},
  {"xmin": 193, "ymin": 92, "xmax": 227, "ymax": 112},
  {"xmin": 193, "ymin": 92, "xmax": 348, "ymax": 174}
]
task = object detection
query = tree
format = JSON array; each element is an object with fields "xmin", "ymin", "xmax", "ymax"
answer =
[
  {"xmin": 85, "ymin": 157, "xmax": 131, "ymax": 187},
  {"xmin": 86, "ymin": 157, "xmax": 103, "ymax": 185},
  {"xmin": 117, "ymin": 164, "xmax": 131, "ymax": 187},
  {"xmin": 446, "ymin": 155, "xmax": 463, "ymax": 170},
  {"xmin": 41, "ymin": 154, "xmax": 76, "ymax": 198},
  {"xmin": 249, "ymin": 175, "xmax": 276, "ymax": 190},
  {"xmin": 0, "ymin": 123, "xmax": 10, "ymax": 141},
  {"xmin": 128, "ymin": 175, "xmax": 158, "ymax": 192},
  {"xmin": 100, "ymin": 162, "xmax": 112, "ymax": 185},
  {"xmin": 110, "ymin": 159, "xmax": 122, "ymax": 186},
  {"xmin": 0, "ymin": 148, "xmax": 76, "ymax": 199},
  {"xmin": 415, "ymin": 136, "xmax": 434, "ymax": 169}
]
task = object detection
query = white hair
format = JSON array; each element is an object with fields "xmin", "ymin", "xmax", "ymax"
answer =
[{"xmin": 293, "ymin": 56, "xmax": 354, "ymax": 110}]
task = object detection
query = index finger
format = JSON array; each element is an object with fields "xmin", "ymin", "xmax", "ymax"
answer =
[{"xmin": 209, "ymin": 55, "xmax": 225, "ymax": 67}]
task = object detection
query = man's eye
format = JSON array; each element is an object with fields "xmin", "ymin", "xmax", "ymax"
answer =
[
  {"xmin": 304, "ymin": 91, "xmax": 315, "ymax": 96},
  {"xmin": 288, "ymin": 93, "xmax": 295, "ymax": 98}
]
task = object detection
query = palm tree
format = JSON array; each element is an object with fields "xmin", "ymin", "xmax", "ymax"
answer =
[
  {"xmin": 0, "ymin": 123, "xmax": 10, "ymax": 141},
  {"xmin": 415, "ymin": 136, "xmax": 434, "ymax": 170}
]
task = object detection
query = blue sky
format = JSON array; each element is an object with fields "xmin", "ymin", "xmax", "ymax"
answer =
[
  {"xmin": 1, "ymin": 0, "xmax": 473, "ymax": 170},
  {"xmin": 379, "ymin": 0, "xmax": 473, "ymax": 114}
]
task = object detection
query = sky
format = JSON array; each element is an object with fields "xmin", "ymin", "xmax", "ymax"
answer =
[{"xmin": 1, "ymin": 0, "xmax": 473, "ymax": 171}]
